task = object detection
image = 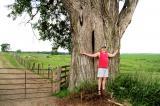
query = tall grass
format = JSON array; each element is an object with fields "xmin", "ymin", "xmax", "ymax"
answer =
[
  {"xmin": 108, "ymin": 72, "xmax": 160, "ymax": 106},
  {"xmin": 53, "ymin": 81, "xmax": 97, "ymax": 98},
  {"xmin": 53, "ymin": 87, "xmax": 70, "ymax": 98},
  {"xmin": 74, "ymin": 81, "xmax": 98, "ymax": 93}
]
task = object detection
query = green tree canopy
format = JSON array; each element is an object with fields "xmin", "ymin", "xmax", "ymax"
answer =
[
  {"xmin": 8, "ymin": 0, "xmax": 71, "ymax": 53},
  {"xmin": 1, "ymin": 43, "xmax": 10, "ymax": 52}
]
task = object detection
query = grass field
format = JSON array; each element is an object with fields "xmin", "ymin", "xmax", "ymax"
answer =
[
  {"xmin": 16, "ymin": 52, "xmax": 71, "ymax": 68},
  {"xmin": 120, "ymin": 54, "xmax": 160, "ymax": 78},
  {"xmin": 16, "ymin": 52, "xmax": 160, "ymax": 75},
  {"xmin": 120, "ymin": 54, "xmax": 160, "ymax": 72},
  {"xmin": 3, "ymin": 52, "xmax": 160, "ymax": 79}
]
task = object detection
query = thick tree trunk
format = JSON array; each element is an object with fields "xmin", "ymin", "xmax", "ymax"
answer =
[{"xmin": 63, "ymin": 0, "xmax": 139, "ymax": 90}]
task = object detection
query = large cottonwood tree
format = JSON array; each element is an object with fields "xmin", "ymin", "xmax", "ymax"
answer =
[
  {"xmin": 62, "ymin": 0, "xmax": 139, "ymax": 90},
  {"xmin": 8, "ymin": 0, "xmax": 138, "ymax": 90}
]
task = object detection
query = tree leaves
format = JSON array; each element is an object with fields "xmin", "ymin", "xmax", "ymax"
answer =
[
  {"xmin": 8, "ymin": 0, "xmax": 71, "ymax": 53},
  {"xmin": 0, "ymin": 43, "xmax": 10, "ymax": 52}
]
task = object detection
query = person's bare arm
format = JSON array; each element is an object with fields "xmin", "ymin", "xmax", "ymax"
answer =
[
  {"xmin": 108, "ymin": 49, "xmax": 119, "ymax": 57},
  {"xmin": 81, "ymin": 52, "xmax": 100, "ymax": 58}
]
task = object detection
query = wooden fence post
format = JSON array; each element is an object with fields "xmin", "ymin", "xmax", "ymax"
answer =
[
  {"xmin": 48, "ymin": 64, "xmax": 52, "ymax": 79},
  {"xmin": 28, "ymin": 61, "xmax": 30, "ymax": 69},
  {"xmin": 32, "ymin": 63, "xmax": 35, "ymax": 71},
  {"xmin": 52, "ymin": 67, "xmax": 61, "ymax": 93},
  {"xmin": 38, "ymin": 63, "xmax": 40, "ymax": 74},
  {"xmin": 23, "ymin": 59, "xmax": 25, "ymax": 66},
  {"xmin": 42, "ymin": 63, "xmax": 43, "ymax": 69},
  {"xmin": 25, "ymin": 70, "xmax": 27, "ymax": 98}
]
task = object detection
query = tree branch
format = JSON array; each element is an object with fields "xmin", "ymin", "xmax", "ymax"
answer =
[
  {"xmin": 47, "ymin": 0, "xmax": 54, "ymax": 5},
  {"xmin": 118, "ymin": 0, "xmax": 139, "ymax": 39},
  {"xmin": 26, "ymin": 8, "xmax": 39, "ymax": 24},
  {"xmin": 101, "ymin": 0, "xmax": 114, "ymax": 24},
  {"xmin": 26, "ymin": 0, "xmax": 53, "ymax": 24}
]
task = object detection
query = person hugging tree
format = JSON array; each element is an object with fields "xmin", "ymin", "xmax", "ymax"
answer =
[{"xmin": 81, "ymin": 46, "xmax": 118, "ymax": 95}]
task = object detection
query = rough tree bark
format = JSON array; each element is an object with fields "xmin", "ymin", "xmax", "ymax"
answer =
[{"xmin": 63, "ymin": 0, "xmax": 139, "ymax": 90}]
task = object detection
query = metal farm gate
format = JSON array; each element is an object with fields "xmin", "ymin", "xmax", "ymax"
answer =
[{"xmin": 0, "ymin": 68, "xmax": 53, "ymax": 101}]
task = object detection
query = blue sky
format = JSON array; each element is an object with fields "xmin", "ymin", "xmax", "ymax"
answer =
[{"xmin": 0, "ymin": 0, "xmax": 160, "ymax": 53}]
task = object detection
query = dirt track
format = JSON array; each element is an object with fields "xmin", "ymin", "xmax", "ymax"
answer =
[
  {"xmin": 0, "ymin": 54, "xmax": 58, "ymax": 106},
  {"xmin": 0, "ymin": 97, "xmax": 60, "ymax": 106}
]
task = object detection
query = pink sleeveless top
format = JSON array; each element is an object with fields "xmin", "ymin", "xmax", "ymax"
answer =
[{"xmin": 98, "ymin": 51, "xmax": 108, "ymax": 68}]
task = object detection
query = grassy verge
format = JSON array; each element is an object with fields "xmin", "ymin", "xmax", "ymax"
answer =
[
  {"xmin": 53, "ymin": 81, "xmax": 97, "ymax": 98},
  {"xmin": 53, "ymin": 87, "xmax": 70, "ymax": 98},
  {"xmin": 108, "ymin": 72, "xmax": 160, "ymax": 106},
  {"xmin": 2, "ymin": 52, "xmax": 23, "ymax": 68}
]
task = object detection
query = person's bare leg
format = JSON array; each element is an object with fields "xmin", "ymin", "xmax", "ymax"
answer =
[
  {"xmin": 98, "ymin": 77, "xmax": 102, "ymax": 95},
  {"xmin": 102, "ymin": 77, "xmax": 107, "ymax": 90},
  {"xmin": 101, "ymin": 77, "xmax": 107, "ymax": 96}
]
